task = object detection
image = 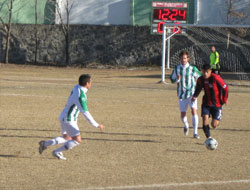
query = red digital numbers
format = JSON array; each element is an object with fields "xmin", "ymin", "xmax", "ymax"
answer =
[
  {"xmin": 178, "ymin": 10, "xmax": 186, "ymax": 20},
  {"xmin": 172, "ymin": 25, "xmax": 181, "ymax": 34},
  {"xmin": 154, "ymin": 8, "xmax": 187, "ymax": 21},
  {"xmin": 169, "ymin": 9, "xmax": 178, "ymax": 20},
  {"xmin": 157, "ymin": 22, "xmax": 164, "ymax": 33},
  {"xmin": 157, "ymin": 22, "xmax": 181, "ymax": 34}
]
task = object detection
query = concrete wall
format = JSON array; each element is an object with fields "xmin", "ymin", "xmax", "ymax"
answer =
[
  {"xmin": 0, "ymin": 0, "xmax": 56, "ymax": 24},
  {"xmin": 57, "ymin": 0, "xmax": 131, "ymax": 25},
  {"xmin": 0, "ymin": 0, "xmax": 131, "ymax": 25},
  {"xmin": 197, "ymin": 0, "xmax": 250, "ymax": 25}
]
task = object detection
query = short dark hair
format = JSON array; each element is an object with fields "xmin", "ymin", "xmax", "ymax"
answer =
[
  {"xmin": 79, "ymin": 74, "xmax": 91, "ymax": 86},
  {"xmin": 179, "ymin": 51, "xmax": 189, "ymax": 58},
  {"xmin": 202, "ymin": 63, "xmax": 212, "ymax": 70}
]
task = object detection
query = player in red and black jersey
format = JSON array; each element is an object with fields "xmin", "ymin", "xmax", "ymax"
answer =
[{"xmin": 192, "ymin": 64, "xmax": 228, "ymax": 139}]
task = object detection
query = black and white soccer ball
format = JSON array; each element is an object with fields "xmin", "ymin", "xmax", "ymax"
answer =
[{"xmin": 205, "ymin": 138, "xmax": 218, "ymax": 150}]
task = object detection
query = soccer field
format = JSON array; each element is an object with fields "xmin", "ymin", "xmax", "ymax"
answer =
[{"xmin": 0, "ymin": 64, "xmax": 250, "ymax": 190}]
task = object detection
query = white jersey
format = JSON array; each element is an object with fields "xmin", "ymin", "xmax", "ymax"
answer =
[{"xmin": 59, "ymin": 84, "xmax": 99, "ymax": 128}]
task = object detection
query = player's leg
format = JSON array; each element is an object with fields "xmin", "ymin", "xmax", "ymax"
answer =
[
  {"xmin": 211, "ymin": 107, "xmax": 222, "ymax": 128},
  {"xmin": 202, "ymin": 105, "xmax": 211, "ymax": 138},
  {"xmin": 217, "ymin": 64, "xmax": 221, "ymax": 75},
  {"xmin": 211, "ymin": 119, "xmax": 220, "ymax": 128},
  {"xmin": 52, "ymin": 122, "xmax": 81, "ymax": 160},
  {"xmin": 39, "ymin": 121, "xmax": 70, "ymax": 154},
  {"xmin": 190, "ymin": 97, "xmax": 199, "ymax": 139},
  {"xmin": 202, "ymin": 115, "xmax": 211, "ymax": 138},
  {"xmin": 179, "ymin": 99, "xmax": 189, "ymax": 136}
]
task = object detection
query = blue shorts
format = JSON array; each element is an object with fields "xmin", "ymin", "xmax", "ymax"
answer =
[{"xmin": 202, "ymin": 105, "xmax": 222, "ymax": 121}]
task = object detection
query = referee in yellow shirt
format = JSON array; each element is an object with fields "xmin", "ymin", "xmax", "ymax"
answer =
[{"xmin": 210, "ymin": 45, "xmax": 220, "ymax": 75}]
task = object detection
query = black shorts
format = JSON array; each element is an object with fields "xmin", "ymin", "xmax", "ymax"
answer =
[{"xmin": 202, "ymin": 105, "xmax": 222, "ymax": 121}]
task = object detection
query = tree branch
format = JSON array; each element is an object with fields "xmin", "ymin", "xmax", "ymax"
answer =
[{"xmin": 0, "ymin": 16, "xmax": 8, "ymax": 33}]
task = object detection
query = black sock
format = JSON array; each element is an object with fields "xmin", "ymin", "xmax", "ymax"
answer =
[{"xmin": 203, "ymin": 125, "xmax": 210, "ymax": 138}]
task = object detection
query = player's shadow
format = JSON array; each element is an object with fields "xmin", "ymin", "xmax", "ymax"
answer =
[
  {"xmin": 0, "ymin": 134, "xmax": 161, "ymax": 143},
  {"xmin": 0, "ymin": 128, "xmax": 166, "ymax": 136},
  {"xmin": 0, "ymin": 128, "xmax": 163, "ymax": 143},
  {"xmin": 119, "ymin": 74, "xmax": 171, "ymax": 79},
  {"xmin": 0, "ymin": 154, "xmax": 18, "ymax": 158},
  {"xmin": 166, "ymin": 149, "xmax": 200, "ymax": 153},
  {"xmin": 143, "ymin": 125, "xmax": 182, "ymax": 129},
  {"xmin": 215, "ymin": 128, "xmax": 250, "ymax": 132},
  {"xmin": 83, "ymin": 131, "xmax": 164, "ymax": 137},
  {"xmin": 0, "ymin": 154, "xmax": 55, "ymax": 160},
  {"xmin": 0, "ymin": 128, "xmax": 58, "ymax": 132},
  {"xmin": 142, "ymin": 125, "xmax": 250, "ymax": 132}
]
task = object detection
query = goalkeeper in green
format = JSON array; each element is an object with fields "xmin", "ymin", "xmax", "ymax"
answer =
[{"xmin": 170, "ymin": 51, "xmax": 201, "ymax": 139}]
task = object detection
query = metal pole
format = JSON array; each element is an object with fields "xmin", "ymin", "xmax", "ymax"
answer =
[
  {"xmin": 161, "ymin": 25, "xmax": 181, "ymax": 83},
  {"xmin": 167, "ymin": 37, "xmax": 170, "ymax": 69},
  {"xmin": 161, "ymin": 25, "xmax": 166, "ymax": 83}
]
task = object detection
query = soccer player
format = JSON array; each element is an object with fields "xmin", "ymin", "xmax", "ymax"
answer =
[
  {"xmin": 170, "ymin": 51, "xmax": 201, "ymax": 139},
  {"xmin": 192, "ymin": 64, "xmax": 228, "ymax": 139},
  {"xmin": 210, "ymin": 45, "xmax": 220, "ymax": 75},
  {"xmin": 39, "ymin": 74, "xmax": 104, "ymax": 160}
]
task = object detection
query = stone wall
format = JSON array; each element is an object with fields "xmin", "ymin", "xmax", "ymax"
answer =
[
  {"xmin": 0, "ymin": 24, "xmax": 250, "ymax": 75},
  {"xmin": 0, "ymin": 24, "xmax": 163, "ymax": 67}
]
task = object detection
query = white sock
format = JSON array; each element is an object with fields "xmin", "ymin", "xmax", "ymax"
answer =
[
  {"xmin": 54, "ymin": 140, "xmax": 79, "ymax": 153},
  {"xmin": 181, "ymin": 116, "xmax": 189, "ymax": 129},
  {"xmin": 192, "ymin": 114, "xmax": 199, "ymax": 135},
  {"xmin": 44, "ymin": 136, "xmax": 67, "ymax": 147}
]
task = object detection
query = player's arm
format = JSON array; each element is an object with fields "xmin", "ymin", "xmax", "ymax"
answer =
[
  {"xmin": 82, "ymin": 111, "xmax": 104, "ymax": 130},
  {"xmin": 170, "ymin": 66, "xmax": 178, "ymax": 83},
  {"xmin": 192, "ymin": 77, "xmax": 203, "ymax": 101},
  {"xmin": 77, "ymin": 90, "xmax": 104, "ymax": 130},
  {"xmin": 193, "ymin": 66, "xmax": 202, "ymax": 79},
  {"xmin": 216, "ymin": 76, "xmax": 228, "ymax": 104},
  {"xmin": 215, "ymin": 52, "xmax": 219, "ymax": 65}
]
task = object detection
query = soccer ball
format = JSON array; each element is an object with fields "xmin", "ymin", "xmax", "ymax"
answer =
[{"xmin": 205, "ymin": 138, "xmax": 218, "ymax": 150}]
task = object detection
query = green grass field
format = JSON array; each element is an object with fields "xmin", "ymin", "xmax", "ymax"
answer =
[{"xmin": 0, "ymin": 64, "xmax": 250, "ymax": 190}]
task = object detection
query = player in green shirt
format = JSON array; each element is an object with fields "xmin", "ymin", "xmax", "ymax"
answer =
[
  {"xmin": 170, "ymin": 51, "xmax": 201, "ymax": 139},
  {"xmin": 39, "ymin": 74, "xmax": 104, "ymax": 160}
]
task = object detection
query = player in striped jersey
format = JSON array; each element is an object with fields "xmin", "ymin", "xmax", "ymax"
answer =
[
  {"xmin": 170, "ymin": 51, "xmax": 201, "ymax": 139},
  {"xmin": 39, "ymin": 74, "xmax": 104, "ymax": 160},
  {"xmin": 192, "ymin": 64, "xmax": 228, "ymax": 139}
]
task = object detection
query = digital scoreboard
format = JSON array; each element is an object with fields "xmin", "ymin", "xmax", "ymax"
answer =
[{"xmin": 151, "ymin": 1, "xmax": 189, "ymax": 34}]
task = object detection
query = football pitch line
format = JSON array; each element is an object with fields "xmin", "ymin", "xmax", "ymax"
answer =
[{"xmin": 81, "ymin": 179, "xmax": 250, "ymax": 190}]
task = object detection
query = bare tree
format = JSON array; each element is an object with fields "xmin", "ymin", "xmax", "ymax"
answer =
[
  {"xmin": 225, "ymin": 0, "xmax": 250, "ymax": 47},
  {"xmin": 0, "ymin": 0, "xmax": 14, "ymax": 64},
  {"xmin": 55, "ymin": 0, "xmax": 74, "ymax": 66},
  {"xmin": 34, "ymin": 0, "xmax": 38, "ymax": 64},
  {"xmin": 227, "ymin": 0, "xmax": 246, "ymax": 24}
]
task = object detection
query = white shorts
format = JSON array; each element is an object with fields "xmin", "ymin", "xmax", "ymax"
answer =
[
  {"xmin": 60, "ymin": 120, "xmax": 80, "ymax": 137},
  {"xmin": 178, "ymin": 97, "xmax": 198, "ymax": 112}
]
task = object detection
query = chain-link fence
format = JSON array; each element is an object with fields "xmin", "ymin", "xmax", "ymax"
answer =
[{"xmin": 169, "ymin": 27, "xmax": 250, "ymax": 75}]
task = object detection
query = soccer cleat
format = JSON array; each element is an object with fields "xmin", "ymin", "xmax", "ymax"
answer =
[
  {"xmin": 184, "ymin": 127, "xmax": 189, "ymax": 136},
  {"xmin": 193, "ymin": 134, "xmax": 200, "ymax": 139},
  {"xmin": 39, "ymin": 141, "xmax": 47, "ymax": 154},
  {"xmin": 52, "ymin": 151, "xmax": 67, "ymax": 160}
]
